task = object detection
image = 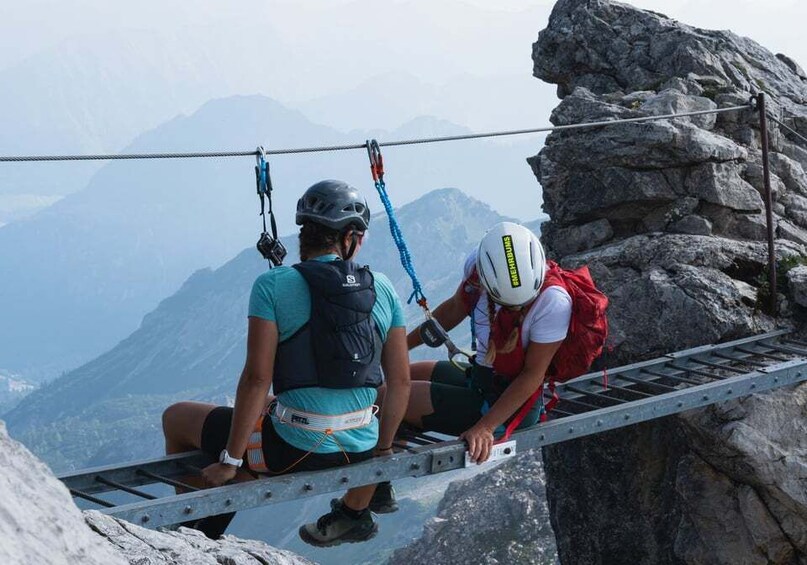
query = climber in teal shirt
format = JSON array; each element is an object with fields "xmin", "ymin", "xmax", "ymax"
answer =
[{"xmin": 161, "ymin": 180, "xmax": 411, "ymax": 546}]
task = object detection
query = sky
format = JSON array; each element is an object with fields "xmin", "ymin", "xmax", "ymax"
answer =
[
  {"xmin": 0, "ymin": 0, "xmax": 805, "ymax": 134},
  {"xmin": 0, "ymin": 0, "xmax": 805, "ymax": 218}
]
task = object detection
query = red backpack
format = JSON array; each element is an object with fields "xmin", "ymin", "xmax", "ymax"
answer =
[{"xmin": 461, "ymin": 260, "xmax": 609, "ymax": 439}]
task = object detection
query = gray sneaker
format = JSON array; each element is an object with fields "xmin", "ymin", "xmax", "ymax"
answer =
[
  {"xmin": 299, "ymin": 499, "xmax": 378, "ymax": 547},
  {"xmin": 369, "ymin": 481, "xmax": 398, "ymax": 514}
]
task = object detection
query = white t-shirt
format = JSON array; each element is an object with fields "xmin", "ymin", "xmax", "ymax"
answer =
[{"xmin": 463, "ymin": 251, "xmax": 572, "ymax": 368}]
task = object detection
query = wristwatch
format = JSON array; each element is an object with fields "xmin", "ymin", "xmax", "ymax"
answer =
[{"xmin": 219, "ymin": 449, "xmax": 243, "ymax": 468}]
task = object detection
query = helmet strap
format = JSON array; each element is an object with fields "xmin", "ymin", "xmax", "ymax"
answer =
[{"xmin": 341, "ymin": 230, "xmax": 359, "ymax": 260}]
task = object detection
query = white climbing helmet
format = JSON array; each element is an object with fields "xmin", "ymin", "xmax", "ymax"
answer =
[{"xmin": 476, "ymin": 222, "xmax": 546, "ymax": 307}]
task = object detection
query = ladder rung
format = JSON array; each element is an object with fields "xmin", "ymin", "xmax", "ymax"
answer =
[
  {"xmin": 95, "ymin": 475, "xmax": 158, "ymax": 500},
  {"xmin": 559, "ymin": 396, "xmax": 603, "ymax": 411},
  {"xmin": 689, "ymin": 357, "xmax": 747, "ymax": 374},
  {"xmin": 712, "ymin": 350, "xmax": 767, "ymax": 366},
  {"xmin": 136, "ymin": 469, "xmax": 200, "ymax": 492},
  {"xmin": 70, "ymin": 488, "xmax": 116, "ymax": 508},
  {"xmin": 782, "ymin": 337, "xmax": 807, "ymax": 348},
  {"xmin": 732, "ymin": 346, "xmax": 788, "ymax": 363},
  {"xmin": 666, "ymin": 362, "xmax": 725, "ymax": 380},
  {"xmin": 640, "ymin": 368, "xmax": 701, "ymax": 386},
  {"xmin": 604, "ymin": 383, "xmax": 655, "ymax": 398},
  {"xmin": 564, "ymin": 385, "xmax": 629, "ymax": 404},
  {"xmin": 771, "ymin": 342, "xmax": 807, "ymax": 356},
  {"xmin": 614, "ymin": 374, "xmax": 678, "ymax": 392}
]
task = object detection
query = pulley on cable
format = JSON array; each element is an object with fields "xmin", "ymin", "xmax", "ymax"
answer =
[
  {"xmin": 365, "ymin": 139, "xmax": 473, "ymax": 369},
  {"xmin": 254, "ymin": 146, "xmax": 287, "ymax": 266}
]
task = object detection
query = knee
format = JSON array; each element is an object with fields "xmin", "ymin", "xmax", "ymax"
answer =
[
  {"xmin": 410, "ymin": 362, "xmax": 436, "ymax": 381},
  {"xmin": 162, "ymin": 401, "xmax": 194, "ymax": 435}
]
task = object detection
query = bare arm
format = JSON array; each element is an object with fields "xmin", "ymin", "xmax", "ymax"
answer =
[
  {"xmin": 406, "ymin": 283, "xmax": 469, "ymax": 350},
  {"xmin": 342, "ymin": 327, "xmax": 411, "ymax": 511},
  {"xmin": 204, "ymin": 317, "xmax": 277, "ymax": 485},
  {"xmin": 377, "ymin": 327, "xmax": 411, "ymax": 448},
  {"xmin": 462, "ymin": 339, "xmax": 562, "ymax": 463}
]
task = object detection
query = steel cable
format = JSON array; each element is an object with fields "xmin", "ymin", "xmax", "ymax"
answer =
[{"xmin": 0, "ymin": 104, "xmax": 752, "ymax": 163}]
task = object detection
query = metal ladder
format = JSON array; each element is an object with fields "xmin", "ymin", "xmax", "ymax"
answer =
[{"xmin": 58, "ymin": 329, "xmax": 807, "ymax": 529}]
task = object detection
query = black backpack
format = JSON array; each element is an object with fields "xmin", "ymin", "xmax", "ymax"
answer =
[{"xmin": 273, "ymin": 259, "xmax": 382, "ymax": 393}]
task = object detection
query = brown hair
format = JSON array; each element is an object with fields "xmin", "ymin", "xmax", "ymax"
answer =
[{"xmin": 298, "ymin": 222, "xmax": 341, "ymax": 261}]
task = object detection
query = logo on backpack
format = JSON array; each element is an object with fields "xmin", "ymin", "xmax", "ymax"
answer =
[{"xmin": 343, "ymin": 274, "xmax": 360, "ymax": 288}]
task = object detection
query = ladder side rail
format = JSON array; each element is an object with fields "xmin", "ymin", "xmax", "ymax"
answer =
[{"xmin": 100, "ymin": 358, "xmax": 807, "ymax": 529}]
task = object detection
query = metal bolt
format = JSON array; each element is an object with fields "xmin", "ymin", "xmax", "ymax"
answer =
[
  {"xmin": 183, "ymin": 506, "xmax": 192, "ymax": 515},
  {"xmin": 225, "ymin": 499, "xmax": 232, "ymax": 507},
  {"xmin": 624, "ymin": 414, "xmax": 630, "ymax": 420},
  {"xmin": 375, "ymin": 470, "xmax": 383, "ymax": 477},
  {"xmin": 141, "ymin": 515, "xmax": 150, "ymax": 524},
  {"xmin": 539, "ymin": 435, "xmax": 545, "ymax": 441},
  {"xmin": 751, "ymin": 383, "xmax": 757, "ymax": 389},
  {"xmin": 568, "ymin": 427, "xmax": 574, "ymax": 434},
  {"xmin": 340, "ymin": 477, "xmax": 349, "ymax": 484},
  {"xmin": 504, "ymin": 448, "xmax": 512, "ymax": 455},
  {"xmin": 703, "ymin": 395, "xmax": 709, "ymax": 401},
  {"xmin": 727, "ymin": 389, "xmax": 733, "ymax": 395},
  {"xmin": 304, "ymin": 484, "xmax": 313, "ymax": 491},
  {"xmin": 264, "ymin": 491, "xmax": 272, "ymax": 499},
  {"xmin": 411, "ymin": 463, "xmax": 421, "ymax": 471},
  {"xmin": 677, "ymin": 401, "xmax": 684, "ymax": 408},
  {"xmin": 596, "ymin": 420, "xmax": 603, "ymax": 427}
]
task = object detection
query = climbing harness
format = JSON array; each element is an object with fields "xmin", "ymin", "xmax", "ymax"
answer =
[
  {"xmin": 245, "ymin": 401, "xmax": 377, "ymax": 474},
  {"xmin": 271, "ymin": 400, "xmax": 378, "ymax": 433},
  {"xmin": 366, "ymin": 138, "xmax": 473, "ymax": 368},
  {"xmin": 254, "ymin": 146, "xmax": 287, "ymax": 266}
]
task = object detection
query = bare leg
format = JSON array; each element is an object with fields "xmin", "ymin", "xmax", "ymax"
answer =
[
  {"xmin": 403, "ymin": 381, "xmax": 436, "ymax": 429},
  {"xmin": 162, "ymin": 401, "xmax": 216, "ymax": 455},
  {"xmin": 162, "ymin": 401, "xmax": 254, "ymax": 489},
  {"xmin": 375, "ymin": 361, "xmax": 436, "ymax": 410},
  {"xmin": 410, "ymin": 361, "xmax": 437, "ymax": 381}
]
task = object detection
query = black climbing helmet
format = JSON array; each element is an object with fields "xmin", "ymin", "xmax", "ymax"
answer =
[{"xmin": 295, "ymin": 180, "xmax": 371, "ymax": 231}]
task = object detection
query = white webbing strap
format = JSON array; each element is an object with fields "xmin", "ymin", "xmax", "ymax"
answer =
[{"xmin": 271, "ymin": 400, "xmax": 378, "ymax": 432}]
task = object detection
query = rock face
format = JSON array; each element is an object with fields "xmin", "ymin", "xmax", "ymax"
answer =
[
  {"xmin": 0, "ymin": 419, "xmax": 124, "ymax": 564},
  {"xmin": 85, "ymin": 513, "xmax": 315, "ymax": 565},
  {"xmin": 529, "ymin": 1, "xmax": 807, "ymax": 563},
  {"xmin": 0, "ymin": 420, "xmax": 312, "ymax": 565},
  {"xmin": 389, "ymin": 453, "xmax": 556, "ymax": 565}
]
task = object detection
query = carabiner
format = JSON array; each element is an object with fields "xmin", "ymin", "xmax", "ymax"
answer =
[
  {"xmin": 255, "ymin": 145, "xmax": 270, "ymax": 195},
  {"xmin": 443, "ymin": 335, "xmax": 473, "ymax": 371},
  {"xmin": 366, "ymin": 139, "xmax": 384, "ymax": 182}
]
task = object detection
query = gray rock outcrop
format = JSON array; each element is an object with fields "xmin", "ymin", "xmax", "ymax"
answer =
[
  {"xmin": 0, "ymin": 420, "xmax": 312, "ymax": 565},
  {"xmin": 389, "ymin": 453, "xmax": 556, "ymax": 565},
  {"xmin": 529, "ymin": 1, "xmax": 807, "ymax": 563},
  {"xmin": 0, "ymin": 420, "xmax": 125, "ymax": 565}
]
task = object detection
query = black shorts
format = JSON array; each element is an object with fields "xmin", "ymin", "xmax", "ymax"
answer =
[
  {"xmin": 200, "ymin": 406, "xmax": 374, "ymax": 474},
  {"xmin": 421, "ymin": 361, "xmax": 543, "ymax": 436}
]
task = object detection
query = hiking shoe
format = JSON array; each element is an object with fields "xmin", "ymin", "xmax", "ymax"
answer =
[
  {"xmin": 299, "ymin": 498, "xmax": 378, "ymax": 547},
  {"xmin": 178, "ymin": 512, "xmax": 235, "ymax": 540},
  {"xmin": 369, "ymin": 481, "xmax": 398, "ymax": 514}
]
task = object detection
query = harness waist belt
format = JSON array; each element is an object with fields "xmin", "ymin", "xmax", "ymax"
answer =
[{"xmin": 270, "ymin": 400, "xmax": 378, "ymax": 432}]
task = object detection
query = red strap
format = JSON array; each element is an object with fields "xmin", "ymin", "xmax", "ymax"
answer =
[
  {"xmin": 545, "ymin": 381, "xmax": 560, "ymax": 413},
  {"xmin": 501, "ymin": 385, "xmax": 542, "ymax": 441}
]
